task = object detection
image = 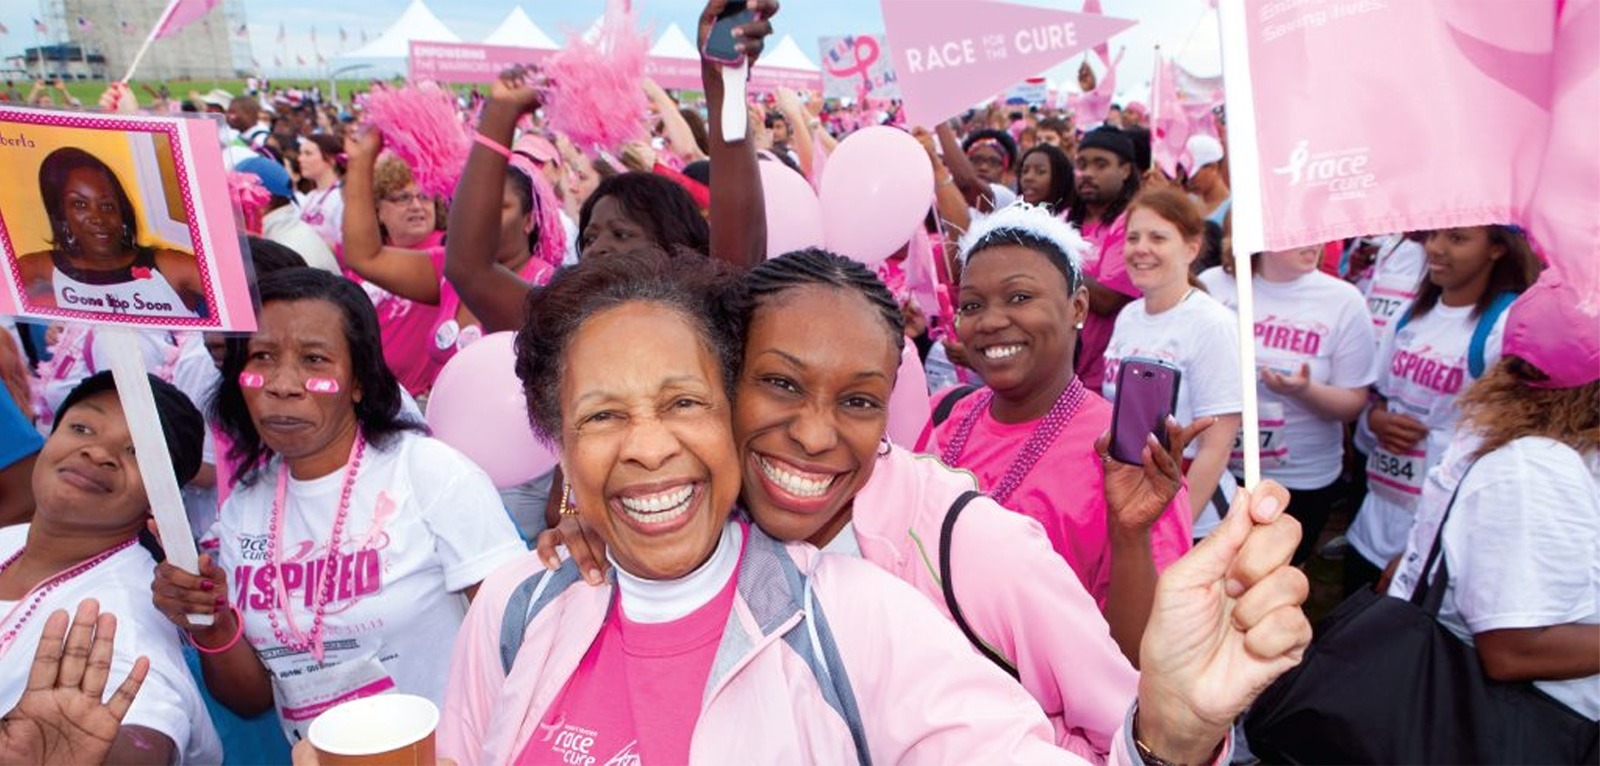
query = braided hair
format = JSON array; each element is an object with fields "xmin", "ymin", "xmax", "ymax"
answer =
[{"xmin": 740, "ymin": 249, "xmax": 905, "ymax": 354}]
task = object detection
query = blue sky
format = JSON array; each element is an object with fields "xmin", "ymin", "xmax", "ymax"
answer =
[{"xmin": 1, "ymin": 0, "xmax": 1221, "ymax": 103}]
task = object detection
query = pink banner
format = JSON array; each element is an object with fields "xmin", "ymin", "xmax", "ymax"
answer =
[
  {"xmin": 880, "ymin": 0, "xmax": 1135, "ymax": 127},
  {"xmin": 1220, "ymin": 0, "xmax": 1596, "ymax": 301},
  {"xmin": 409, "ymin": 42, "xmax": 553, "ymax": 85},
  {"xmin": 0, "ymin": 108, "xmax": 256, "ymax": 332}
]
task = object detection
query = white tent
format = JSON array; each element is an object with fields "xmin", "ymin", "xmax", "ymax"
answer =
[
  {"xmin": 338, "ymin": 0, "xmax": 461, "ymax": 60},
  {"xmin": 760, "ymin": 35, "xmax": 819, "ymax": 72},
  {"xmin": 650, "ymin": 23, "xmax": 700, "ymax": 60},
  {"xmin": 485, "ymin": 6, "xmax": 558, "ymax": 49}
]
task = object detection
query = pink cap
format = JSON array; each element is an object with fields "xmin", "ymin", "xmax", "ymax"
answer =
[
  {"xmin": 1501, "ymin": 271, "xmax": 1600, "ymax": 389},
  {"xmin": 512, "ymin": 134, "xmax": 560, "ymax": 165},
  {"xmin": 1124, "ymin": 101, "xmax": 1147, "ymax": 116}
]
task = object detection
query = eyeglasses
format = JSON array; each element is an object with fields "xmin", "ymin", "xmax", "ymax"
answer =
[{"xmin": 381, "ymin": 192, "xmax": 432, "ymax": 206}]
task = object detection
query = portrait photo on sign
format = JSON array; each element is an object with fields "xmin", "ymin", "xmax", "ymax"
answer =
[{"xmin": 0, "ymin": 111, "xmax": 219, "ymax": 325}]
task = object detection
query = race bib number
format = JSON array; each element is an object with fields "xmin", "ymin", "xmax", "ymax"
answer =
[
  {"xmin": 1367, "ymin": 445, "xmax": 1427, "ymax": 506},
  {"xmin": 273, "ymin": 653, "xmax": 396, "ymax": 741},
  {"xmin": 1231, "ymin": 401, "xmax": 1289, "ymax": 472}
]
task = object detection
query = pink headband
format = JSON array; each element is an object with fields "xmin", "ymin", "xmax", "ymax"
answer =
[{"xmin": 967, "ymin": 138, "xmax": 1013, "ymax": 170}]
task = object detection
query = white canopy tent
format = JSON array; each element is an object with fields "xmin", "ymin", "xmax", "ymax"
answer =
[
  {"xmin": 338, "ymin": 0, "xmax": 460, "ymax": 61},
  {"xmin": 484, "ymin": 6, "xmax": 558, "ymax": 49},
  {"xmin": 650, "ymin": 23, "xmax": 700, "ymax": 60},
  {"xmin": 759, "ymin": 35, "xmax": 820, "ymax": 73}
]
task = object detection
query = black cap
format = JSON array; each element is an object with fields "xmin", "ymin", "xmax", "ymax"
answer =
[
  {"xmin": 1079, "ymin": 126, "xmax": 1137, "ymax": 166},
  {"xmin": 53, "ymin": 371, "xmax": 206, "ymax": 486}
]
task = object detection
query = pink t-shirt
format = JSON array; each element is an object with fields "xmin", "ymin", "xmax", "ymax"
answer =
[
  {"xmin": 427, "ymin": 257, "xmax": 555, "ymax": 369},
  {"xmin": 926, "ymin": 388, "xmax": 1191, "ymax": 607},
  {"xmin": 1077, "ymin": 213, "xmax": 1140, "ymax": 392},
  {"xmin": 339, "ymin": 232, "xmax": 450, "ymax": 397},
  {"xmin": 514, "ymin": 559, "xmax": 738, "ymax": 766}
]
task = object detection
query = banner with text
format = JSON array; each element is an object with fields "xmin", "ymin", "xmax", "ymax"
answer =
[
  {"xmin": 880, "ymin": 0, "xmax": 1135, "ymax": 127},
  {"xmin": 410, "ymin": 42, "xmax": 553, "ymax": 84}
]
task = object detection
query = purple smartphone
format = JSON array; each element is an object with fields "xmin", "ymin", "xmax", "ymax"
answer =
[
  {"xmin": 703, "ymin": 1, "xmax": 758, "ymax": 65},
  {"xmin": 1108, "ymin": 358, "xmax": 1182, "ymax": 465}
]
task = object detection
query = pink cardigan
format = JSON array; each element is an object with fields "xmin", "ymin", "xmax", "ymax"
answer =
[{"xmin": 851, "ymin": 444, "xmax": 1139, "ymax": 762}]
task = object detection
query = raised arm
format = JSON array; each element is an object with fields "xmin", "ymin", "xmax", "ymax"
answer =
[
  {"xmin": 774, "ymin": 87, "xmax": 816, "ymax": 178},
  {"xmin": 341, "ymin": 130, "xmax": 444, "ymax": 304},
  {"xmin": 644, "ymin": 78, "xmax": 709, "ymax": 163},
  {"xmin": 936, "ymin": 121, "xmax": 994, "ymax": 213},
  {"xmin": 700, "ymin": 0, "xmax": 779, "ymax": 269},
  {"xmin": 443, "ymin": 67, "xmax": 541, "ymax": 335}
]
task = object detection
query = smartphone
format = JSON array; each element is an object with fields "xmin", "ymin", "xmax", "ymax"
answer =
[
  {"xmin": 703, "ymin": 1, "xmax": 758, "ymax": 65},
  {"xmin": 1108, "ymin": 358, "xmax": 1182, "ymax": 465}
]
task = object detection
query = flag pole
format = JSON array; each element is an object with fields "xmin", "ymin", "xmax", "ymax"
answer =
[{"xmin": 122, "ymin": 0, "xmax": 182, "ymax": 83}]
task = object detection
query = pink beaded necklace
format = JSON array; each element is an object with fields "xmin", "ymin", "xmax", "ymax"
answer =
[
  {"xmin": 940, "ymin": 377, "xmax": 1088, "ymax": 506},
  {"xmin": 267, "ymin": 432, "xmax": 366, "ymax": 664},
  {"xmin": 0, "ymin": 538, "xmax": 137, "ymax": 658}
]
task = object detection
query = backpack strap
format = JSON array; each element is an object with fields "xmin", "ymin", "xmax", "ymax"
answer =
[
  {"xmin": 938, "ymin": 490, "xmax": 1019, "ymax": 679},
  {"xmin": 1468, "ymin": 292, "xmax": 1518, "ymax": 379},
  {"xmin": 1408, "ymin": 460, "xmax": 1478, "ymax": 614},
  {"xmin": 498, "ymin": 560, "xmax": 584, "ymax": 675},
  {"xmin": 915, "ymin": 384, "xmax": 979, "ymax": 453}
]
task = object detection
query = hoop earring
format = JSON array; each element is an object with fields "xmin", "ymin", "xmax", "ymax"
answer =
[
  {"xmin": 877, "ymin": 438, "xmax": 892, "ymax": 458},
  {"xmin": 558, "ymin": 482, "xmax": 577, "ymax": 517},
  {"xmin": 62, "ymin": 230, "xmax": 77, "ymax": 252}
]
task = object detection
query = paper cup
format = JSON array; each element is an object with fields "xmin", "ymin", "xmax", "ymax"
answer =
[{"xmin": 308, "ymin": 694, "xmax": 439, "ymax": 765}]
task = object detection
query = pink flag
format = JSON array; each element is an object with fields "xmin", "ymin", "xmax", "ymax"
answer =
[
  {"xmin": 1523, "ymin": 0, "xmax": 1598, "ymax": 301},
  {"xmin": 0, "ymin": 22, "xmax": 9, "ymax": 35},
  {"xmin": 1149, "ymin": 52, "xmax": 1193, "ymax": 177},
  {"xmin": 33, "ymin": 19, "xmax": 47, "ymax": 34},
  {"xmin": 1081, "ymin": 0, "xmax": 1112, "ymax": 68},
  {"xmin": 150, "ymin": 0, "xmax": 221, "ymax": 40},
  {"xmin": 1219, "ymin": 0, "xmax": 1562, "ymax": 257},
  {"xmin": 881, "ymin": 0, "xmax": 1135, "ymax": 128}
]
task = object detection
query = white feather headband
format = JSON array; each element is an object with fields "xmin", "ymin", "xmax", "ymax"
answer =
[{"xmin": 957, "ymin": 202, "xmax": 1089, "ymax": 288}]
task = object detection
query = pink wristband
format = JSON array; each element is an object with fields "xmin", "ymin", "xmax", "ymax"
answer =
[
  {"xmin": 474, "ymin": 132, "xmax": 513, "ymax": 160},
  {"xmin": 189, "ymin": 606, "xmax": 245, "ymax": 654}
]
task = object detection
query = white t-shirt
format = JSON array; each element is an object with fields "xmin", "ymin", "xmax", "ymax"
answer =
[
  {"xmin": 1349, "ymin": 302, "xmax": 1507, "ymax": 565},
  {"xmin": 0, "ymin": 526, "xmax": 223, "ymax": 764},
  {"xmin": 1196, "ymin": 266, "xmax": 1234, "ymax": 305},
  {"xmin": 1207, "ymin": 269, "xmax": 1377, "ymax": 489},
  {"xmin": 1388, "ymin": 435, "xmax": 1599, "ymax": 720},
  {"xmin": 1360, "ymin": 235, "xmax": 1427, "ymax": 341},
  {"xmin": 295, "ymin": 185, "xmax": 345, "ymax": 250},
  {"xmin": 40, "ymin": 328, "xmax": 178, "ymax": 426},
  {"xmin": 1102, "ymin": 290, "xmax": 1243, "ymax": 537},
  {"xmin": 214, "ymin": 431, "xmax": 525, "ymax": 741}
]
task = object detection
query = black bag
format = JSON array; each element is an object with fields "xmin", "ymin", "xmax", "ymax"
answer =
[{"xmin": 1244, "ymin": 466, "xmax": 1600, "ymax": 764}]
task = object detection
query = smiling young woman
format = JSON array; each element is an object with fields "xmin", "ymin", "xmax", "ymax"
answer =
[
  {"xmin": 923, "ymin": 204, "xmax": 1194, "ymax": 660},
  {"xmin": 1104, "ymin": 190, "xmax": 1243, "ymax": 538},
  {"xmin": 0, "ymin": 372, "xmax": 221, "ymax": 763}
]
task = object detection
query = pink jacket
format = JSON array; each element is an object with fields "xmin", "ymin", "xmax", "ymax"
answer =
[
  {"xmin": 440, "ymin": 526, "xmax": 1157, "ymax": 765},
  {"xmin": 851, "ymin": 445, "xmax": 1139, "ymax": 762}
]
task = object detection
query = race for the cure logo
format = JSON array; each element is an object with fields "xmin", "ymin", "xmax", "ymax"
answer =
[
  {"xmin": 1272, "ymin": 140, "xmax": 1379, "ymax": 202},
  {"xmin": 1390, "ymin": 343, "xmax": 1466, "ymax": 394}
]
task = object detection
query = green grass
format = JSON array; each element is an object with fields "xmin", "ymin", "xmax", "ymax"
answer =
[{"xmin": 43, "ymin": 78, "xmax": 409, "ymax": 107}]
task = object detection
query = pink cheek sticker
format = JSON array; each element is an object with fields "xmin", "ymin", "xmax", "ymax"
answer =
[
  {"xmin": 238, "ymin": 372, "xmax": 265, "ymax": 389},
  {"xmin": 305, "ymin": 378, "xmax": 341, "ymax": 394}
]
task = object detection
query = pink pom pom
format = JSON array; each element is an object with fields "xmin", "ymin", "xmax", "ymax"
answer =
[
  {"xmin": 362, "ymin": 82, "xmax": 472, "ymax": 200},
  {"xmin": 543, "ymin": 0, "xmax": 651, "ymax": 153},
  {"xmin": 228, "ymin": 172, "xmax": 271, "ymax": 234}
]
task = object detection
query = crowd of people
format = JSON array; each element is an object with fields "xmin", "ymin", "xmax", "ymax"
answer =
[{"xmin": 0, "ymin": 1, "xmax": 1594, "ymax": 763}]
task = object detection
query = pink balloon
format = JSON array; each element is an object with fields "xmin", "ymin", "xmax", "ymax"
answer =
[
  {"xmin": 819, "ymin": 126, "xmax": 935, "ymax": 267},
  {"xmin": 425, "ymin": 332, "xmax": 558, "ymax": 489},
  {"xmin": 887, "ymin": 342, "xmax": 932, "ymax": 449},
  {"xmin": 760, "ymin": 161, "xmax": 826, "ymax": 258}
]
